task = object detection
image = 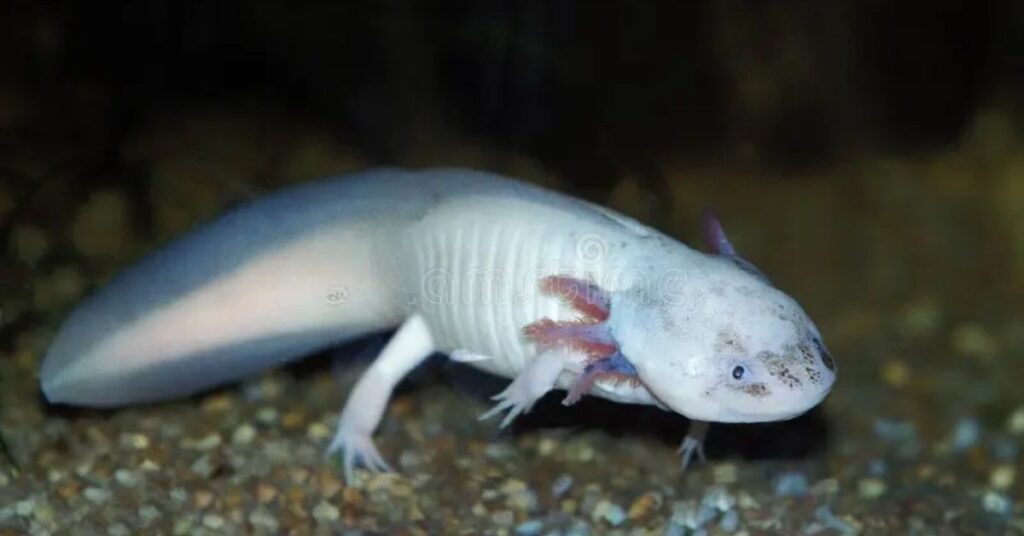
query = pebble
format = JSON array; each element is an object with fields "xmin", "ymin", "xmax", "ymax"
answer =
[
  {"xmin": 491, "ymin": 510, "xmax": 515, "ymax": 526},
  {"xmin": 172, "ymin": 519, "xmax": 193, "ymax": 536},
  {"xmin": 591, "ymin": 499, "xmax": 627, "ymax": 526},
  {"xmin": 83, "ymin": 486, "xmax": 111, "ymax": 504},
  {"xmin": 120, "ymin": 433, "xmax": 150, "ymax": 450},
  {"xmin": 990, "ymin": 436, "xmax": 1019, "ymax": 461},
  {"xmin": 200, "ymin": 393, "xmax": 235, "ymax": 413},
  {"xmin": 202, "ymin": 513, "xmax": 225, "ymax": 530},
  {"xmin": 701, "ymin": 487, "xmax": 735, "ymax": 513},
  {"xmin": 551, "ymin": 474, "xmax": 574, "ymax": 498},
  {"xmin": 312, "ymin": 500, "xmax": 340, "ymax": 522},
  {"xmin": 15, "ymin": 499, "xmax": 35, "ymax": 517},
  {"xmin": 1006, "ymin": 406, "xmax": 1024, "ymax": 435},
  {"xmin": 982, "ymin": 491, "xmax": 1013, "ymax": 516},
  {"xmin": 306, "ymin": 422, "xmax": 331, "ymax": 441},
  {"xmin": 248, "ymin": 508, "xmax": 280, "ymax": 533},
  {"xmin": 107, "ymin": 523, "xmax": 130, "ymax": 536},
  {"xmin": 565, "ymin": 441, "xmax": 596, "ymax": 462},
  {"xmin": 32, "ymin": 266, "xmax": 85, "ymax": 312},
  {"xmin": 189, "ymin": 455, "xmax": 214, "ymax": 479},
  {"xmin": 773, "ymin": 471, "xmax": 810, "ymax": 497},
  {"xmin": 9, "ymin": 224, "xmax": 49, "ymax": 264},
  {"xmin": 138, "ymin": 505, "xmax": 161, "ymax": 524},
  {"xmin": 662, "ymin": 522, "xmax": 685, "ymax": 536},
  {"xmin": 500, "ymin": 479, "xmax": 538, "ymax": 512},
  {"xmin": 951, "ymin": 322, "xmax": 999, "ymax": 359},
  {"xmin": 537, "ymin": 437, "xmax": 558, "ymax": 457},
  {"xmin": 867, "ymin": 458, "xmax": 888, "ymax": 477},
  {"xmin": 189, "ymin": 432, "xmax": 223, "ymax": 451},
  {"xmin": 814, "ymin": 505, "xmax": 857, "ymax": 535},
  {"xmin": 989, "ymin": 465, "xmax": 1016, "ymax": 490},
  {"xmin": 873, "ymin": 418, "xmax": 917, "ymax": 443},
  {"xmin": 231, "ymin": 423, "xmax": 256, "ymax": 445},
  {"xmin": 857, "ymin": 478, "xmax": 886, "ymax": 499},
  {"xmin": 627, "ymin": 492, "xmax": 662, "ymax": 520},
  {"xmin": 281, "ymin": 410, "xmax": 305, "ymax": 429},
  {"xmin": 70, "ymin": 189, "xmax": 133, "ymax": 259},
  {"xmin": 484, "ymin": 442, "xmax": 515, "ymax": 460},
  {"xmin": 949, "ymin": 418, "xmax": 981, "ymax": 452},
  {"xmin": 670, "ymin": 500, "xmax": 701, "ymax": 529},
  {"xmin": 114, "ymin": 469, "xmax": 140, "ymax": 487},
  {"xmin": 880, "ymin": 359, "xmax": 909, "ymax": 387},
  {"xmin": 719, "ymin": 509, "xmax": 740, "ymax": 532},
  {"xmin": 712, "ymin": 463, "xmax": 739, "ymax": 484},
  {"xmin": 898, "ymin": 297, "xmax": 942, "ymax": 338},
  {"xmin": 256, "ymin": 407, "xmax": 279, "ymax": 425},
  {"xmin": 515, "ymin": 519, "xmax": 544, "ymax": 536}
]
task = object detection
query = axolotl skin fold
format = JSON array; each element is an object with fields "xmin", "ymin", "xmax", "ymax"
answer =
[{"xmin": 39, "ymin": 168, "xmax": 836, "ymax": 480}]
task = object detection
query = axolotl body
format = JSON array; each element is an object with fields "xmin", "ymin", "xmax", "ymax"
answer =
[{"xmin": 40, "ymin": 168, "xmax": 836, "ymax": 480}]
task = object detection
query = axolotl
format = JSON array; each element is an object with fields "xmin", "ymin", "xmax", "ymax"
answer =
[{"xmin": 39, "ymin": 168, "xmax": 836, "ymax": 480}]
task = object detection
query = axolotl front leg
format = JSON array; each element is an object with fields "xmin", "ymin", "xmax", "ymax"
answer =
[{"xmin": 483, "ymin": 275, "xmax": 711, "ymax": 470}]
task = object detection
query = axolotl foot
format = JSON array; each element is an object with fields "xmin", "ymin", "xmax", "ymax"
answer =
[
  {"xmin": 479, "ymin": 350, "xmax": 572, "ymax": 428},
  {"xmin": 326, "ymin": 423, "xmax": 393, "ymax": 484},
  {"xmin": 677, "ymin": 419, "xmax": 710, "ymax": 471}
]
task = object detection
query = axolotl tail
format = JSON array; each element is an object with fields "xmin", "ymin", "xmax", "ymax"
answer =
[{"xmin": 39, "ymin": 170, "xmax": 420, "ymax": 407}]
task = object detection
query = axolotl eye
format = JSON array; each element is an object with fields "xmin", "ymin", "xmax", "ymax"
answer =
[{"xmin": 731, "ymin": 365, "xmax": 746, "ymax": 380}]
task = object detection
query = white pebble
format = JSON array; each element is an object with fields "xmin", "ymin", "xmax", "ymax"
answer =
[
  {"xmin": 312, "ymin": 501, "xmax": 339, "ymax": 522},
  {"xmin": 114, "ymin": 469, "xmax": 140, "ymax": 487},
  {"xmin": 83, "ymin": 487, "xmax": 111, "ymax": 504},
  {"xmin": 232, "ymin": 424, "xmax": 256, "ymax": 445},
  {"xmin": 1007, "ymin": 407, "xmax": 1024, "ymax": 435},
  {"xmin": 202, "ymin": 513, "xmax": 224, "ymax": 530}
]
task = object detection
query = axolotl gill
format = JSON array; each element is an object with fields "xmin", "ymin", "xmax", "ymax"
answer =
[{"xmin": 39, "ymin": 168, "xmax": 836, "ymax": 480}]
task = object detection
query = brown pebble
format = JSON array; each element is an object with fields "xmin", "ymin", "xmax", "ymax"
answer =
[
  {"xmin": 200, "ymin": 393, "xmax": 236, "ymax": 413},
  {"xmin": 193, "ymin": 489, "xmax": 216, "ymax": 509},
  {"xmin": 281, "ymin": 410, "xmax": 306, "ymax": 430},
  {"xmin": 56, "ymin": 482, "xmax": 81, "ymax": 501},
  {"xmin": 256, "ymin": 483, "xmax": 279, "ymax": 503},
  {"xmin": 342, "ymin": 487, "xmax": 365, "ymax": 507},
  {"xmin": 628, "ymin": 491, "xmax": 663, "ymax": 520},
  {"xmin": 317, "ymin": 469, "xmax": 343, "ymax": 499},
  {"xmin": 224, "ymin": 490, "xmax": 244, "ymax": 509},
  {"xmin": 390, "ymin": 396, "xmax": 416, "ymax": 417}
]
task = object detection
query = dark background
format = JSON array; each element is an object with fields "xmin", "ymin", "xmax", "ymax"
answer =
[{"xmin": 0, "ymin": 0, "xmax": 1019, "ymax": 189}]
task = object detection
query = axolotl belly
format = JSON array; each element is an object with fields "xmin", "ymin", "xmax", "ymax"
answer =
[{"xmin": 40, "ymin": 168, "xmax": 836, "ymax": 480}]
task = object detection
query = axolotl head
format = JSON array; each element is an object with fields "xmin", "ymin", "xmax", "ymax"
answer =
[{"xmin": 608, "ymin": 214, "xmax": 836, "ymax": 423}]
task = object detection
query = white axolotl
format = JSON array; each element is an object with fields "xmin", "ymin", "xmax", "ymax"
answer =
[{"xmin": 39, "ymin": 168, "xmax": 836, "ymax": 481}]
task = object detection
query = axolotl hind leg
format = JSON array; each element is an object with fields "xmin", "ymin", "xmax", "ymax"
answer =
[{"xmin": 327, "ymin": 314, "xmax": 435, "ymax": 483}]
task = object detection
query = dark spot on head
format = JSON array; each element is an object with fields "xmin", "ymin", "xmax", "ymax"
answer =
[
  {"xmin": 799, "ymin": 344, "xmax": 816, "ymax": 365},
  {"xmin": 742, "ymin": 382, "xmax": 769, "ymax": 397},
  {"xmin": 714, "ymin": 329, "xmax": 747, "ymax": 355},
  {"xmin": 762, "ymin": 350, "xmax": 802, "ymax": 389}
]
